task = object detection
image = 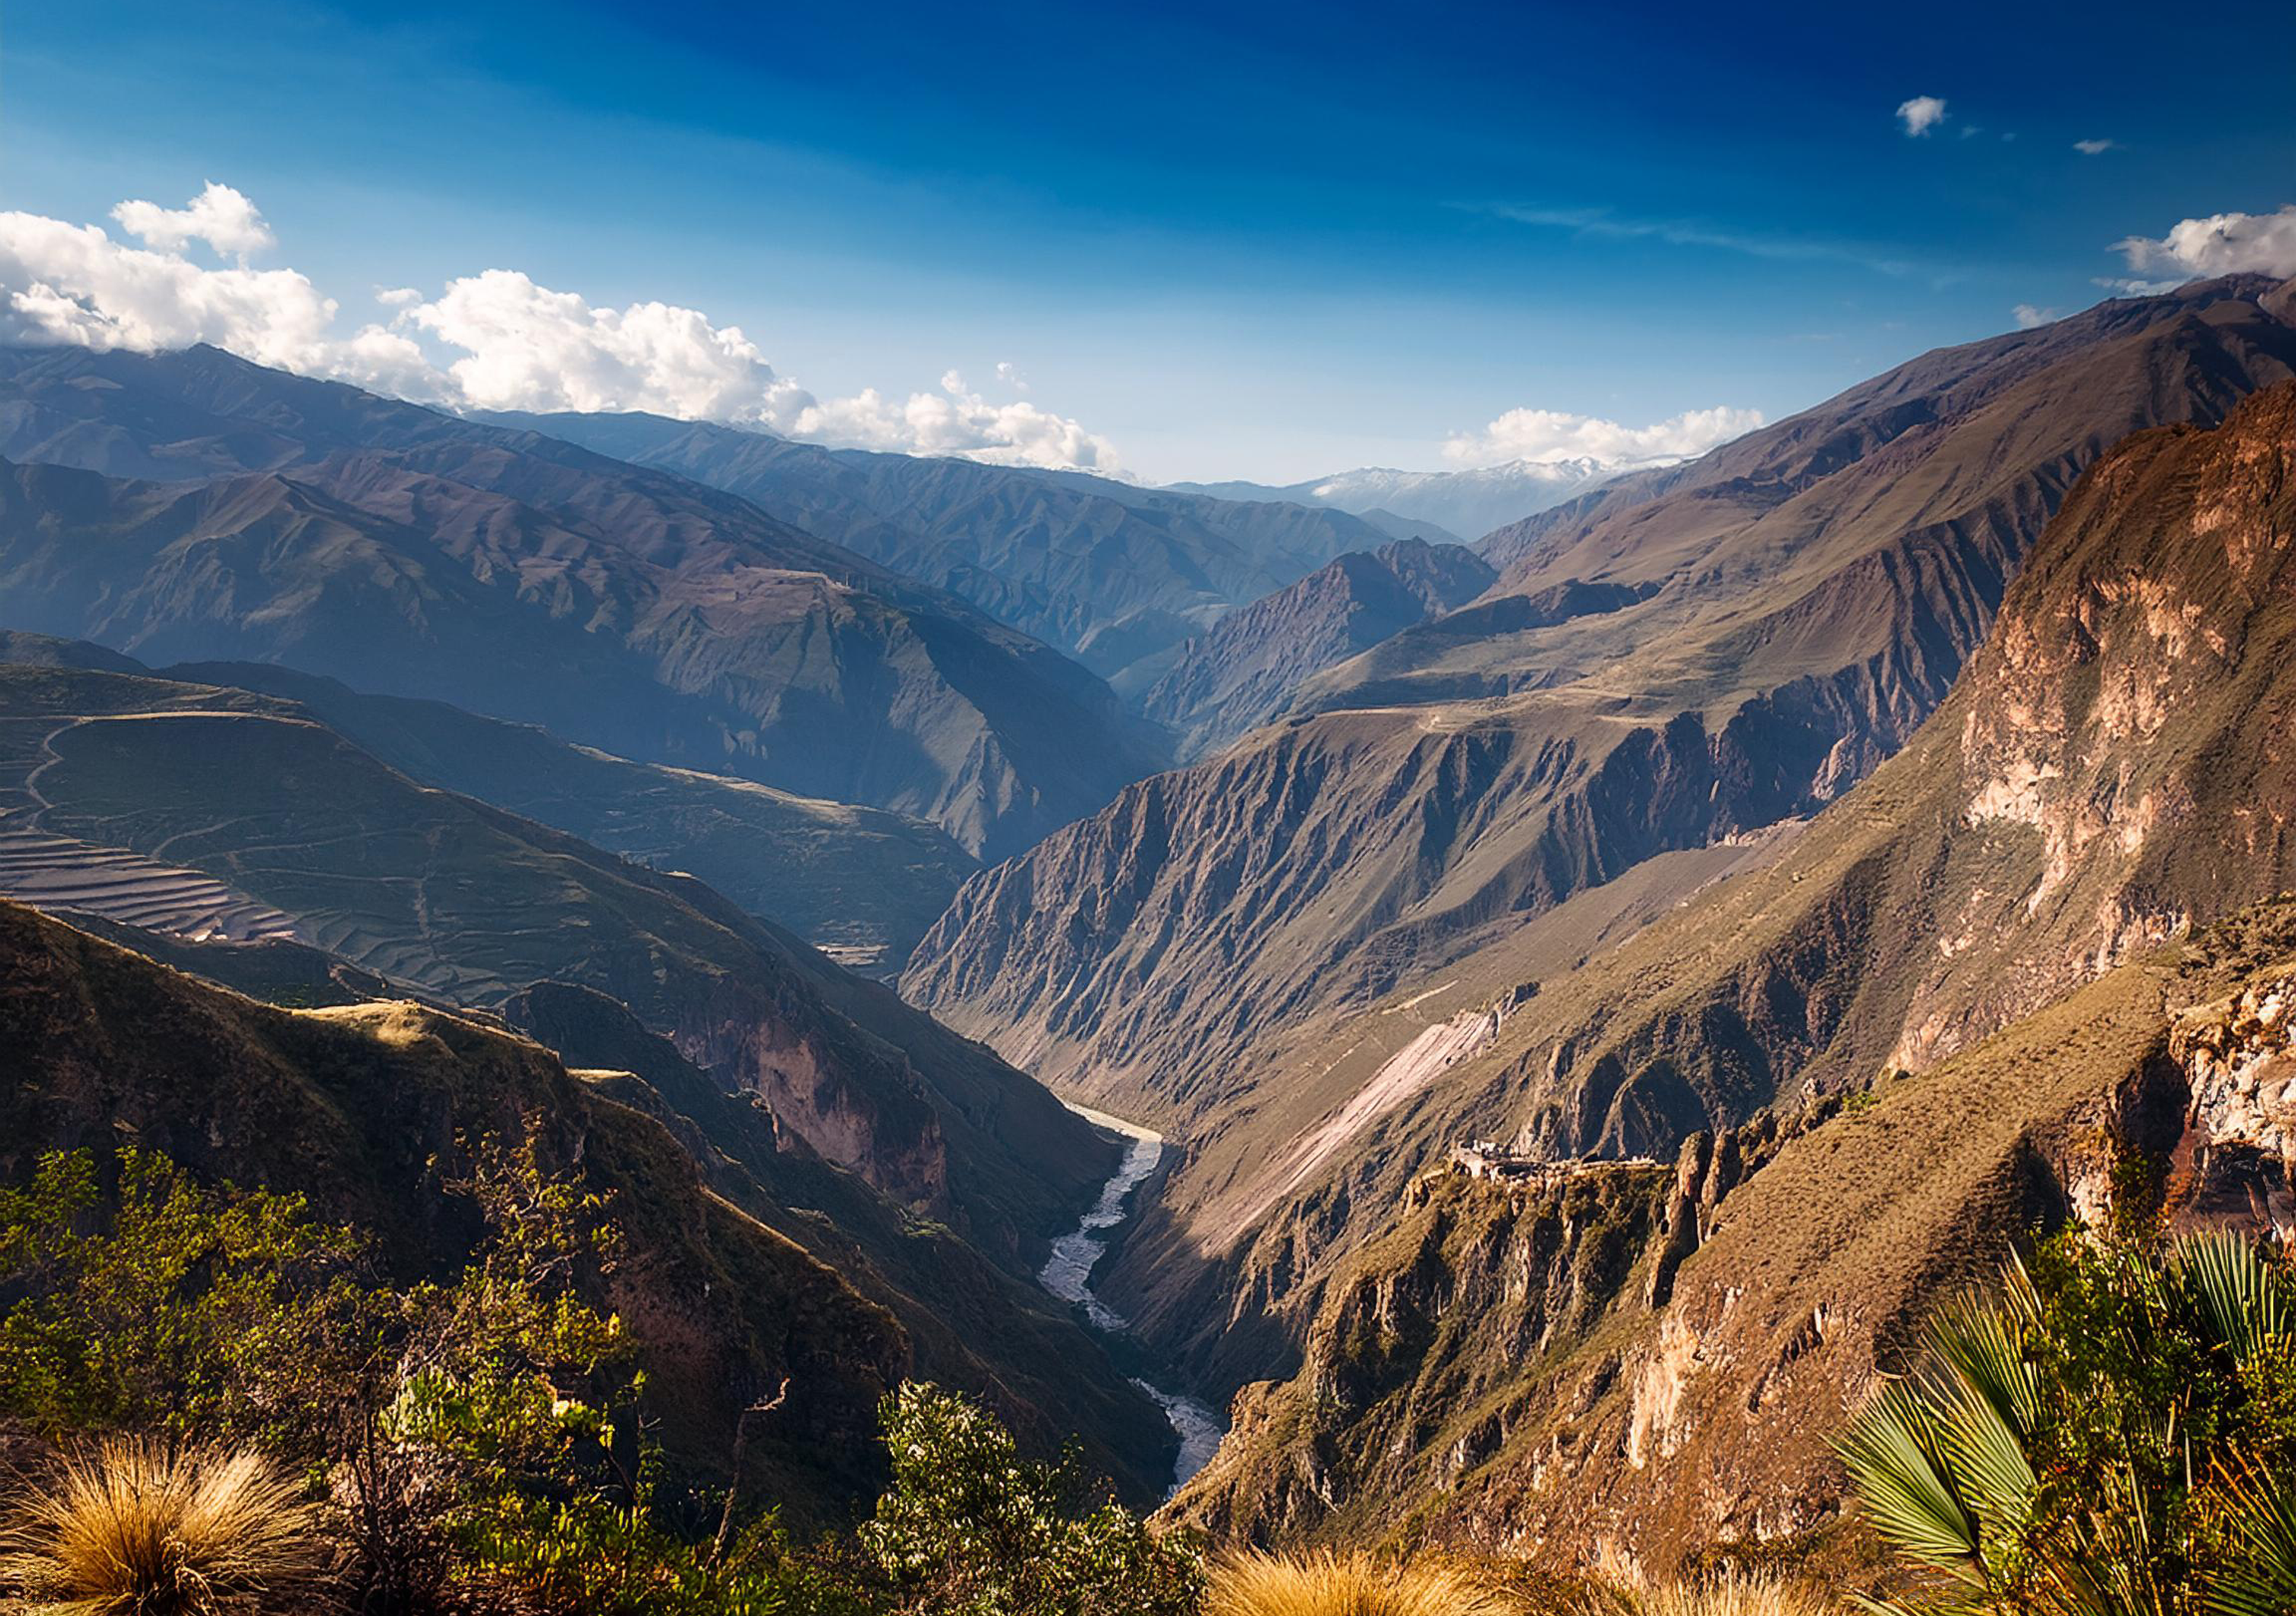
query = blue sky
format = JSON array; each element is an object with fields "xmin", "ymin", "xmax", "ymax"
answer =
[{"xmin": 5, "ymin": 0, "xmax": 2292, "ymax": 480}]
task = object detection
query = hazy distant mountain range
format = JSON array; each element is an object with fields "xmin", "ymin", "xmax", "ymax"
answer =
[
  {"xmin": 1167, "ymin": 455, "xmax": 1631, "ymax": 544},
  {"xmin": 483, "ymin": 410, "xmax": 1392, "ymax": 685},
  {"xmin": 0, "ymin": 343, "xmax": 1166, "ymax": 859}
]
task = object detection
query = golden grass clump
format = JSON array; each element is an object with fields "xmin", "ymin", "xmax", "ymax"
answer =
[
  {"xmin": 1207, "ymin": 1549, "xmax": 1517, "ymax": 1616},
  {"xmin": 0, "ymin": 1438, "xmax": 323, "ymax": 1614},
  {"xmin": 1591, "ymin": 1568, "xmax": 1842, "ymax": 1616}
]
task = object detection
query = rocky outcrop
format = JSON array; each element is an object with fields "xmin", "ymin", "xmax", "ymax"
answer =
[
  {"xmin": 0, "ymin": 344, "xmax": 1163, "ymax": 858},
  {"xmin": 1171, "ymin": 939, "xmax": 2249, "ymax": 1569},
  {"xmin": 1142, "ymin": 539, "xmax": 1497, "ymax": 759},
  {"xmin": 1174, "ymin": 1120, "xmax": 1793, "ymax": 1547}
]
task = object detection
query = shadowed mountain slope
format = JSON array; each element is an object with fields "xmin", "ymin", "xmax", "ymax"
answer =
[
  {"xmin": 0, "ymin": 895, "xmax": 907, "ymax": 1512},
  {"xmin": 902, "ymin": 277, "xmax": 2296, "ymax": 1121},
  {"xmin": 0, "ymin": 344, "xmax": 1163, "ymax": 857},
  {"xmin": 0, "ymin": 661, "xmax": 1107, "ymax": 1253},
  {"xmin": 0, "ymin": 895, "xmax": 1175, "ymax": 1510},
  {"xmin": 156, "ymin": 655, "xmax": 975, "ymax": 969},
  {"xmin": 1141, "ymin": 538, "xmax": 1496, "ymax": 761},
  {"xmin": 483, "ymin": 409, "xmax": 1393, "ymax": 684}
]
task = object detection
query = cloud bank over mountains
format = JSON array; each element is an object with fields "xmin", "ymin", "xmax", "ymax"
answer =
[
  {"xmin": 2115, "ymin": 205, "xmax": 2296, "ymax": 282},
  {"xmin": 1442, "ymin": 403, "xmax": 1764, "ymax": 470},
  {"xmin": 0, "ymin": 184, "xmax": 1120, "ymax": 470},
  {"xmin": 3, "ymin": 184, "xmax": 2287, "ymax": 484}
]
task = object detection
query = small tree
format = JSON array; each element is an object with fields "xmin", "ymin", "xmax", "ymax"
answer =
[
  {"xmin": 0, "ymin": 1149, "xmax": 373, "ymax": 1452},
  {"xmin": 859, "ymin": 1382, "xmax": 1202, "ymax": 1616}
]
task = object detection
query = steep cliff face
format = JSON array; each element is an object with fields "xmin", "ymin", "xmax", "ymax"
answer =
[
  {"xmin": 502, "ymin": 980, "xmax": 1178, "ymax": 1503},
  {"xmin": 1142, "ymin": 539, "xmax": 1498, "ymax": 760},
  {"xmin": 1123, "ymin": 380, "xmax": 2296, "ymax": 1567},
  {"xmin": 0, "ymin": 345, "xmax": 1161, "ymax": 858},
  {"xmin": 904, "ymin": 278, "xmax": 2296, "ymax": 1114},
  {"xmin": 1172, "ymin": 941, "xmax": 2260, "ymax": 1567},
  {"xmin": 485, "ymin": 410, "xmax": 1392, "ymax": 683}
]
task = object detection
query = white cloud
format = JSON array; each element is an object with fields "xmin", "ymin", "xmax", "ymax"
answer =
[
  {"xmin": 0, "ymin": 208, "xmax": 431, "ymax": 394},
  {"xmin": 995, "ymin": 360, "xmax": 1028, "ymax": 390},
  {"xmin": 409, "ymin": 269, "xmax": 815, "ymax": 425},
  {"xmin": 110, "ymin": 181, "xmax": 276, "ymax": 262},
  {"xmin": 0, "ymin": 187, "xmax": 1120, "ymax": 470},
  {"xmin": 2072, "ymin": 138, "xmax": 2117, "ymax": 155},
  {"xmin": 1897, "ymin": 95, "xmax": 1948, "ymax": 138},
  {"xmin": 1442, "ymin": 404, "xmax": 1764, "ymax": 470},
  {"xmin": 2012, "ymin": 304, "xmax": 2061, "ymax": 329},
  {"xmin": 2113, "ymin": 205, "xmax": 2296, "ymax": 282},
  {"xmin": 795, "ymin": 372, "xmax": 1117, "ymax": 470}
]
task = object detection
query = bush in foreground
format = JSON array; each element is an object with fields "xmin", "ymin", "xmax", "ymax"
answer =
[
  {"xmin": 1838, "ymin": 1226, "xmax": 2296, "ymax": 1614},
  {"xmin": 858, "ymin": 1381, "xmax": 1202, "ymax": 1616}
]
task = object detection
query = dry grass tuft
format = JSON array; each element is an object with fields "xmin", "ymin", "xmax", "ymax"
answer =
[
  {"xmin": 0, "ymin": 1438, "xmax": 323, "ymax": 1614},
  {"xmin": 1591, "ymin": 1568, "xmax": 1842, "ymax": 1616},
  {"xmin": 1207, "ymin": 1549, "xmax": 1518, "ymax": 1616}
]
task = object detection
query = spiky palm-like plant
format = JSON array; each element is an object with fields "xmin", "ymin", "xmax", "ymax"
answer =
[{"xmin": 1836, "ymin": 1231, "xmax": 2296, "ymax": 1615}]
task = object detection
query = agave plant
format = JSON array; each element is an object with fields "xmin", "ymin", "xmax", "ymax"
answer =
[{"xmin": 1836, "ymin": 1230, "xmax": 2296, "ymax": 1616}]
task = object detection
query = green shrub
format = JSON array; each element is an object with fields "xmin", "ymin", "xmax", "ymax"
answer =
[
  {"xmin": 1838, "ymin": 1224, "xmax": 2296, "ymax": 1614},
  {"xmin": 858, "ymin": 1381, "xmax": 1202, "ymax": 1616},
  {"xmin": 0, "ymin": 1149, "xmax": 374, "ymax": 1452}
]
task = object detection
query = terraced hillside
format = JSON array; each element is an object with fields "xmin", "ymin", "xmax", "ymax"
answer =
[
  {"xmin": 0, "ymin": 829, "xmax": 300, "ymax": 944},
  {"xmin": 157, "ymin": 656, "xmax": 976, "ymax": 968}
]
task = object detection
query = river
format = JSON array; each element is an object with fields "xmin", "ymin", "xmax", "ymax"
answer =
[{"xmin": 1038, "ymin": 1102, "xmax": 1226, "ymax": 1497}]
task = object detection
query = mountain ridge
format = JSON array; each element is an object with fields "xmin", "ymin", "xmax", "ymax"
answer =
[{"xmin": 0, "ymin": 344, "xmax": 1163, "ymax": 857}]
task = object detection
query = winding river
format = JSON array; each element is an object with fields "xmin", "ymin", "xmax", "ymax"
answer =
[{"xmin": 1039, "ymin": 1102, "xmax": 1226, "ymax": 1497}]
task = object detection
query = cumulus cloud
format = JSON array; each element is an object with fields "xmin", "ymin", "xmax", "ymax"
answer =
[
  {"xmin": 1897, "ymin": 95, "xmax": 1948, "ymax": 137},
  {"xmin": 405, "ymin": 269, "xmax": 817, "ymax": 426},
  {"xmin": 0, "ymin": 202, "xmax": 432, "ymax": 395},
  {"xmin": 2113, "ymin": 205, "xmax": 2296, "ymax": 282},
  {"xmin": 0, "ymin": 186, "xmax": 1121, "ymax": 470},
  {"xmin": 2012, "ymin": 304, "xmax": 2061, "ymax": 329},
  {"xmin": 1442, "ymin": 404, "xmax": 1764, "ymax": 470},
  {"xmin": 796, "ymin": 372, "xmax": 1117, "ymax": 470},
  {"xmin": 2073, "ymin": 138, "xmax": 2117, "ymax": 155},
  {"xmin": 110, "ymin": 181, "xmax": 275, "ymax": 262}
]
